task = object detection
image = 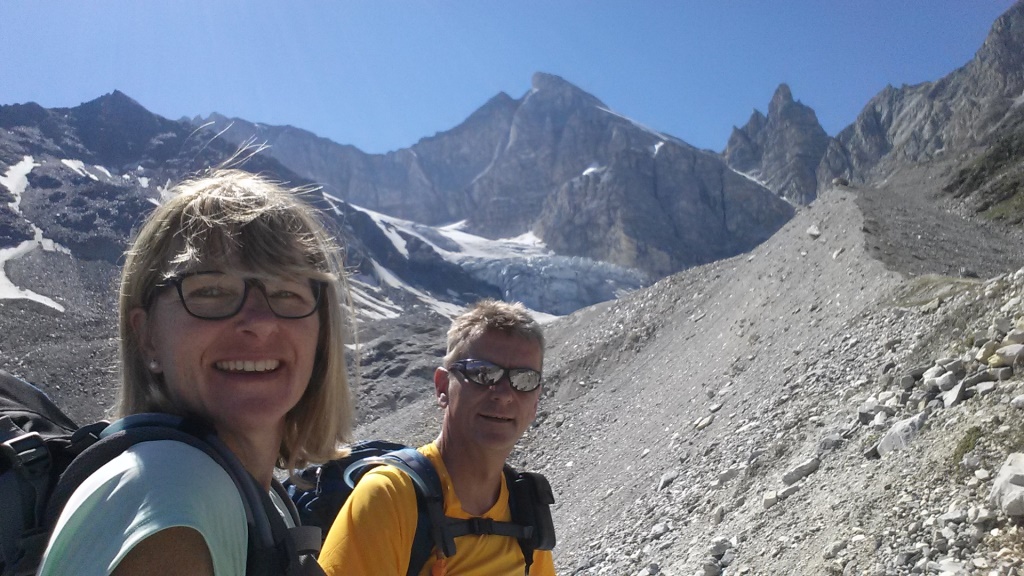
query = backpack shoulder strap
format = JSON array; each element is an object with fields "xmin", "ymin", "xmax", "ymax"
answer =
[
  {"xmin": 505, "ymin": 467, "xmax": 557, "ymax": 575},
  {"xmin": 382, "ymin": 449, "xmax": 448, "ymax": 576},
  {"xmin": 343, "ymin": 447, "xmax": 447, "ymax": 576}
]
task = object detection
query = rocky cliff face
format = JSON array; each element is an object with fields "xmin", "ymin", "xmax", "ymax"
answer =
[
  {"xmin": 536, "ymin": 142, "xmax": 795, "ymax": 277},
  {"xmin": 200, "ymin": 72, "xmax": 794, "ymax": 279},
  {"xmin": 198, "ymin": 91, "xmax": 520, "ymax": 226},
  {"xmin": 821, "ymin": 1, "xmax": 1024, "ymax": 185},
  {"xmin": 724, "ymin": 84, "xmax": 830, "ymax": 205}
]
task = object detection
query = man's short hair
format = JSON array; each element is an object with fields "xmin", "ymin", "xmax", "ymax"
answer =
[{"xmin": 443, "ymin": 299, "xmax": 544, "ymax": 368}]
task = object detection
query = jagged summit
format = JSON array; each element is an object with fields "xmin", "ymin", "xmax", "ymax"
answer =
[
  {"xmin": 769, "ymin": 83, "xmax": 794, "ymax": 111},
  {"xmin": 724, "ymin": 83, "xmax": 829, "ymax": 204}
]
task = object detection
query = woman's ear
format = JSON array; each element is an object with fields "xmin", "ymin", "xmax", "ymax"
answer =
[{"xmin": 130, "ymin": 307, "xmax": 157, "ymax": 361}]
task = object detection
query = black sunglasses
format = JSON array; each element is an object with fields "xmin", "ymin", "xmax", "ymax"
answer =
[{"xmin": 449, "ymin": 359, "xmax": 542, "ymax": 393}]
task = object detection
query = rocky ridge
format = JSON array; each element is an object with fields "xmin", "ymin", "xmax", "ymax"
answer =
[{"xmin": 819, "ymin": 2, "xmax": 1024, "ymax": 189}]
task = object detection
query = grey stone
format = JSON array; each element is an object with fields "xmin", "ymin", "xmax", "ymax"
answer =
[
  {"xmin": 942, "ymin": 383, "xmax": 966, "ymax": 408},
  {"xmin": 990, "ymin": 344, "xmax": 1024, "ymax": 366},
  {"xmin": 658, "ymin": 470, "xmax": 679, "ymax": 491},
  {"xmin": 962, "ymin": 370, "xmax": 995, "ymax": 387},
  {"xmin": 708, "ymin": 536, "xmax": 733, "ymax": 557},
  {"xmin": 936, "ymin": 372, "xmax": 958, "ymax": 391},
  {"xmin": 877, "ymin": 412, "xmax": 929, "ymax": 456},
  {"xmin": 782, "ymin": 457, "xmax": 820, "ymax": 485},
  {"xmin": 976, "ymin": 382, "xmax": 997, "ymax": 396},
  {"xmin": 988, "ymin": 453, "xmax": 1024, "ymax": 518}
]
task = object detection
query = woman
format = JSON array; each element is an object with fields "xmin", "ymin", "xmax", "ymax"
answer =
[{"xmin": 38, "ymin": 169, "xmax": 353, "ymax": 575}]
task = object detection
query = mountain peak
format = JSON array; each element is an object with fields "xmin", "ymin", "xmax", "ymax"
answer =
[
  {"xmin": 86, "ymin": 90, "xmax": 144, "ymax": 110},
  {"xmin": 531, "ymin": 71, "xmax": 573, "ymax": 91},
  {"xmin": 972, "ymin": 0, "xmax": 1024, "ymax": 83},
  {"xmin": 769, "ymin": 84, "xmax": 794, "ymax": 114},
  {"xmin": 529, "ymin": 72, "xmax": 606, "ymax": 108}
]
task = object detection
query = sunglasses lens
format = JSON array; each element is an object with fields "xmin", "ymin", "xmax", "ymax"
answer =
[{"xmin": 509, "ymin": 370, "xmax": 542, "ymax": 392}]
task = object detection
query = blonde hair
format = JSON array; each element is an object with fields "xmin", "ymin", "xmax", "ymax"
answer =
[
  {"xmin": 443, "ymin": 299, "xmax": 545, "ymax": 368},
  {"xmin": 117, "ymin": 168, "xmax": 352, "ymax": 470}
]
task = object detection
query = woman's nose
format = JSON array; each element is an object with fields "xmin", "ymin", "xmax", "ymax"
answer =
[{"xmin": 234, "ymin": 287, "xmax": 278, "ymax": 332}]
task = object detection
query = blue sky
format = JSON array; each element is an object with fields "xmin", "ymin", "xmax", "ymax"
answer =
[{"xmin": 1, "ymin": 1, "xmax": 1016, "ymax": 154}]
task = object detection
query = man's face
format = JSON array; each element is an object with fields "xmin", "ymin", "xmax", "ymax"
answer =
[{"xmin": 435, "ymin": 330, "xmax": 543, "ymax": 457}]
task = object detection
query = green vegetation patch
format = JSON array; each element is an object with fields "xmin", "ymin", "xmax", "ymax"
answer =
[
  {"xmin": 889, "ymin": 274, "xmax": 979, "ymax": 308},
  {"xmin": 945, "ymin": 125, "xmax": 1024, "ymax": 225},
  {"xmin": 951, "ymin": 425, "xmax": 982, "ymax": 470}
]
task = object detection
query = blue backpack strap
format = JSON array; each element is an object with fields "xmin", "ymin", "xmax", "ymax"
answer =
[
  {"xmin": 343, "ymin": 447, "xmax": 448, "ymax": 576},
  {"xmin": 382, "ymin": 449, "xmax": 448, "ymax": 576}
]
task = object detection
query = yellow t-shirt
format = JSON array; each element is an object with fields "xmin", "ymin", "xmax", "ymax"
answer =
[{"xmin": 319, "ymin": 442, "xmax": 555, "ymax": 576}]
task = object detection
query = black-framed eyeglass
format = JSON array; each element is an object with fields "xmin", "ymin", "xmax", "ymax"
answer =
[
  {"xmin": 151, "ymin": 271, "xmax": 324, "ymax": 320},
  {"xmin": 449, "ymin": 359, "xmax": 542, "ymax": 393}
]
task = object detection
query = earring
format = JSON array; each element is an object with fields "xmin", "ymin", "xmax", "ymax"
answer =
[{"xmin": 148, "ymin": 359, "xmax": 160, "ymax": 372}]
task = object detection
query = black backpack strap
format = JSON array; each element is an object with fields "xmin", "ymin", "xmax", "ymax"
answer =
[
  {"xmin": 505, "ymin": 467, "xmax": 557, "ymax": 575},
  {"xmin": 247, "ymin": 481, "xmax": 324, "ymax": 576},
  {"xmin": 1, "ymin": 415, "xmax": 55, "ymax": 575},
  {"xmin": 442, "ymin": 517, "xmax": 532, "ymax": 539}
]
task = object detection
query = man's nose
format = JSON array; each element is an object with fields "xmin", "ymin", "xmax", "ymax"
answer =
[{"xmin": 489, "ymin": 375, "xmax": 516, "ymax": 398}]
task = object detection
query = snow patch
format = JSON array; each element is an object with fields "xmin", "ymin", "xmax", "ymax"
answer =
[
  {"xmin": 94, "ymin": 165, "xmax": 112, "ymax": 179},
  {"xmin": 61, "ymin": 159, "xmax": 98, "ymax": 180},
  {"xmin": 0, "ymin": 227, "xmax": 67, "ymax": 312},
  {"xmin": 732, "ymin": 167, "xmax": 769, "ymax": 188},
  {"xmin": 372, "ymin": 261, "xmax": 464, "ymax": 317},
  {"xmin": 348, "ymin": 278, "xmax": 402, "ymax": 321},
  {"xmin": 583, "ymin": 163, "xmax": 605, "ymax": 177},
  {"xmin": 597, "ymin": 107, "xmax": 668, "ymax": 140},
  {"xmin": 1, "ymin": 156, "xmax": 39, "ymax": 214},
  {"xmin": 138, "ymin": 177, "xmax": 150, "ymax": 188},
  {"xmin": 352, "ymin": 205, "xmax": 410, "ymax": 257}
]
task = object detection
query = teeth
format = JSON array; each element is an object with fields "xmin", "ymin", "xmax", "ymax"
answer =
[{"xmin": 216, "ymin": 359, "xmax": 280, "ymax": 372}]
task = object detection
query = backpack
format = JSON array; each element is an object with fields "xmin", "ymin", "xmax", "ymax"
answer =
[
  {"xmin": 285, "ymin": 439, "xmax": 556, "ymax": 576},
  {"xmin": 0, "ymin": 369, "xmax": 323, "ymax": 576}
]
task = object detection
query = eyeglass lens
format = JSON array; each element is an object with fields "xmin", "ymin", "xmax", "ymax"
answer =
[
  {"xmin": 177, "ymin": 273, "xmax": 320, "ymax": 319},
  {"xmin": 453, "ymin": 360, "xmax": 542, "ymax": 392}
]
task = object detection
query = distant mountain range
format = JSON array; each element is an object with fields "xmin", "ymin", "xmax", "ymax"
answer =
[
  {"xmin": 193, "ymin": 71, "xmax": 795, "ymax": 279},
  {"xmin": 2, "ymin": 0, "xmax": 1023, "ymax": 423}
]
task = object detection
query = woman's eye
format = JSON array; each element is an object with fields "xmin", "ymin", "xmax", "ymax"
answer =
[
  {"xmin": 189, "ymin": 286, "xmax": 235, "ymax": 299},
  {"xmin": 267, "ymin": 281, "xmax": 312, "ymax": 301}
]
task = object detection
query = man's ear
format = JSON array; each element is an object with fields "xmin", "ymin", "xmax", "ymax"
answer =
[{"xmin": 434, "ymin": 367, "xmax": 450, "ymax": 408}]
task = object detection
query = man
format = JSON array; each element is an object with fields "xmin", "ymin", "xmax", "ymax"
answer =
[{"xmin": 319, "ymin": 299, "xmax": 556, "ymax": 575}]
